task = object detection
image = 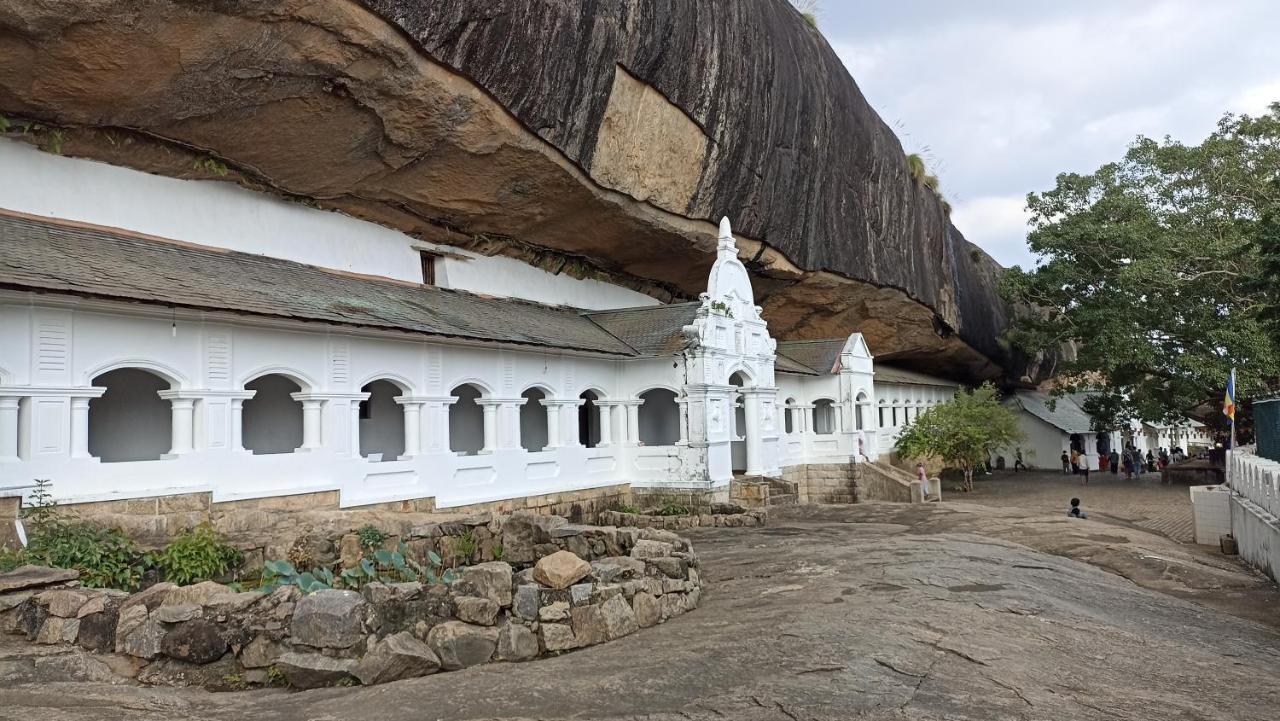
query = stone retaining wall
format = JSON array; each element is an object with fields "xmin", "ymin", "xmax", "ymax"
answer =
[
  {"xmin": 0, "ymin": 513, "xmax": 702, "ymax": 690},
  {"xmin": 782, "ymin": 463, "xmax": 859, "ymax": 504},
  {"xmin": 597, "ymin": 507, "xmax": 766, "ymax": 529}
]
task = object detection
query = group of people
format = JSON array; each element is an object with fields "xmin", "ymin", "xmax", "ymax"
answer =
[{"xmin": 1058, "ymin": 444, "xmax": 1189, "ymax": 482}]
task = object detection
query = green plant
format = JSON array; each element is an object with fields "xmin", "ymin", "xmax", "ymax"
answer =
[
  {"xmin": 655, "ymin": 503, "xmax": 691, "ymax": 517},
  {"xmin": 335, "ymin": 676, "xmax": 358, "ymax": 687},
  {"xmin": 257, "ymin": 543, "xmax": 459, "ymax": 594},
  {"xmin": 893, "ymin": 384, "xmax": 1024, "ymax": 492},
  {"xmin": 153, "ymin": 524, "xmax": 242, "ymax": 585},
  {"xmin": 491, "ymin": 543, "xmax": 504, "ymax": 561},
  {"xmin": 25, "ymin": 522, "xmax": 144, "ymax": 590},
  {"xmin": 0, "ymin": 115, "xmax": 10, "ymax": 133},
  {"xmin": 616, "ymin": 505, "xmax": 641, "ymax": 515},
  {"xmin": 454, "ymin": 530, "xmax": 477, "ymax": 560},
  {"xmin": 708, "ymin": 299, "xmax": 734, "ymax": 318},
  {"xmin": 192, "ymin": 156, "xmax": 230, "ymax": 177},
  {"xmin": 0, "ymin": 547, "xmax": 26, "ymax": 573},
  {"xmin": 222, "ymin": 673, "xmax": 248, "ymax": 690},
  {"xmin": 265, "ymin": 665, "xmax": 287, "ymax": 687},
  {"xmin": 21, "ymin": 478, "xmax": 63, "ymax": 531},
  {"xmin": 355, "ymin": 525, "xmax": 387, "ymax": 551}
]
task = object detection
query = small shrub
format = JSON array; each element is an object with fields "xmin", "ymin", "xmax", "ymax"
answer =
[
  {"xmin": 355, "ymin": 525, "xmax": 387, "ymax": 551},
  {"xmin": 491, "ymin": 543, "xmax": 504, "ymax": 561},
  {"xmin": 25, "ymin": 522, "xmax": 144, "ymax": 590},
  {"xmin": 154, "ymin": 524, "xmax": 242, "ymax": 585},
  {"xmin": 454, "ymin": 530, "xmax": 477, "ymax": 560},
  {"xmin": 655, "ymin": 503, "xmax": 691, "ymax": 517},
  {"xmin": 265, "ymin": 665, "xmax": 287, "ymax": 687},
  {"xmin": 0, "ymin": 547, "xmax": 26, "ymax": 573},
  {"xmin": 257, "ymin": 543, "xmax": 458, "ymax": 594},
  {"xmin": 616, "ymin": 505, "xmax": 641, "ymax": 515}
]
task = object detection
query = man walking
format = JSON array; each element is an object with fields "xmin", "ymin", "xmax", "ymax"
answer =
[
  {"xmin": 1014, "ymin": 448, "xmax": 1027, "ymax": 472},
  {"xmin": 1061, "ymin": 450, "xmax": 1071, "ymax": 474}
]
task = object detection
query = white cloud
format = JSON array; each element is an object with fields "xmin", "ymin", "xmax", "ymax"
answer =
[
  {"xmin": 950, "ymin": 196, "xmax": 1034, "ymax": 268},
  {"xmin": 822, "ymin": 0, "xmax": 1280, "ymax": 266}
]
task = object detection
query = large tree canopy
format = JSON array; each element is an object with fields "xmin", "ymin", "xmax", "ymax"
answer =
[{"xmin": 1002, "ymin": 104, "xmax": 1280, "ymax": 427}]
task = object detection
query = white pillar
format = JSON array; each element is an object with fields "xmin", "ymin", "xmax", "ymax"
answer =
[
  {"xmin": 598, "ymin": 402, "xmax": 613, "ymax": 448},
  {"xmin": 299, "ymin": 399, "xmax": 324, "ymax": 451},
  {"xmin": 481, "ymin": 401, "xmax": 499, "ymax": 453},
  {"xmin": 626, "ymin": 401, "xmax": 641, "ymax": 445},
  {"xmin": 396, "ymin": 398, "xmax": 424, "ymax": 458},
  {"xmin": 348, "ymin": 399, "xmax": 363, "ymax": 457},
  {"xmin": 0, "ymin": 397, "xmax": 19, "ymax": 462},
  {"xmin": 70, "ymin": 396, "xmax": 93, "ymax": 459},
  {"xmin": 676, "ymin": 398, "xmax": 689, "ymax": 446},
  {"xmin": 230, "ymin": 397, "xmax": 248, "ymax": 452},
  {"xmin": 742, "ymin": 391, "xmax": 764, "ymax": 476},
  {"xmin": 543, "ymin": 400, "xmax": 562, "ymax": 450},
  {"xmin": 164, "ymin": 396, "xmax": 195, "ymax": 456}
]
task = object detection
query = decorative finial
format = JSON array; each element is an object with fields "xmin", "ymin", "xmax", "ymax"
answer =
[{"xmin": 717, "ymin": 216, "xmax": 736, "ymax": 253}]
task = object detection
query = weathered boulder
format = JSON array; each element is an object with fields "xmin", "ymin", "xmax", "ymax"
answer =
[
  {"xmin": 290, "ymin": 590, "xmax": 367, "ymax": 649},
  {"xmin": 162, "ymin": 581, "xmax": 233, "ymax": 607},
  {"xmin": 502, "ymin": 514, "xmax": 568, "ymax": 564},
  {"xmin": 632, "ymin": 592, "xmax": 660, "ymax": 628},
  {"xmin": 538, "ymin": 622, "xmax": 578, "ymax": 652},
  {"xmin": 275, "ymin": 651, "xmax": 358, "ymax": 690},
  {"xmin": 35, "ymin": 616, "xmax": 80, "ymax": 644},
  {"xmin": 161, "ymin": 620, "xmax": 229, "ymax": 664},
  {"xmin": 590, "ymin": 556, "xmax": 645, "ymax": 584},
  {"xmin": 38, "ymin": 589, "xmax": 88, "ymax": 618},
  {"xmin": 426, "ymin": 621, "xmax": 498, "ymax": 670},
  {"xmin": 630, "ymin": 539, "xmax": 675, "ymax": 560},
  {"xmin": 0, "ymin": 566, "xmax": 78, "ymax": 593},
  {"xmin": 459, "ymin": 562, "xmax": 513, "ymax": 607},
  {"xmin": 496, "ymin": 622, "xmax": 539, "ymax": 662},
  {"xmin": 239, "ymin": 635, "xmax": 281, "ymax": 669},
  {"xmin": 354, "ymin": 631, "xmax": 441, "ymax": 685},
  {"xmin": 118, "ymin": 618, "xmax": 166, "ymax": 659},
  {"xmin": 77, "ymin": 608, "xmax": 119, "ymax": 653},
  {"xmin": 533, "ymin": 550, "xmax": 591, "ymax": 590},
  {"xmin": 120, "ymin": 583, "xmax": 176, "ymax": 612},
  {"xmin": 137, "ymin": 655, "xmax": 243, "ymax": 689},
  {"xmin": 539, "ymin": 601, "xmax": 570, "ymax": 623},
  {"xmin": 570, "ymin": 594, "xmax": 638, "ymax": 646},
  {"xmin": 152, "ymin": 604, "xmax": 200, "ymax": 624},
  {"xmin": 75, "ymin": 596, "xmax": 107, "ymax": 618},
  {"xmin": 513, "ymin": 584, "xmax": 540, "ymax": 620},
  {"xmin": 453, "ymin": 596, "xmax": 499, "ymax": 626},
  {"xmin": 648, "ymin": 557, "xmax": 688, "ymax": 579}
]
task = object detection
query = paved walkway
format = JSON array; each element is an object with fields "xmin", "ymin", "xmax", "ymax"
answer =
[{"xmin": 961, "ymin": 469, "xmax": 1196, "ymax": 542}]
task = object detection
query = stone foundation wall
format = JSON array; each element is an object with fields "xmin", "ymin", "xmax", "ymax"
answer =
[
  {"xmin": 597, "ymin": 507, "xmax": 766, "ymax": 529},
  {"xmin": 1, "ymin": 484, "xmax": 633, "ymax": 555},
  {"xmin": 782, "ymin": 463, "xmax": 858, "ymax": 504},
  {"xmin": 0, "ymin": 513, "xmax": 702, "ymax": 690},
  {"xmin": 855, "ymin": 463, "xmax": 915, "ymax": 503}
]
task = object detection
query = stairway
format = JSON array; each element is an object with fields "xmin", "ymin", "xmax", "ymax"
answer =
[{"xmin": 729, "ymin": 475, "xmax": 798, "ymax": 508}]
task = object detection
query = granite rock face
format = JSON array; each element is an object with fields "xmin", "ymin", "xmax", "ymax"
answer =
[{"xmin": 0, "ymin": 0, "xmax": 1025, "ymax": 380}]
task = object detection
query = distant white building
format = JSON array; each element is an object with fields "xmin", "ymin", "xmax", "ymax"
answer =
[{"xmin": 0, "ymin": 140, "xmax": 960, "ymax": 512}]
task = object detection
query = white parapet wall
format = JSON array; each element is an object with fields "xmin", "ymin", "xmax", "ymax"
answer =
[{"xmin": 1228, "ymin": 448, "xmax": 1280, "ymax": 582}]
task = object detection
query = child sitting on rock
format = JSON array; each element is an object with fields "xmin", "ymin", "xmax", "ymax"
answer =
[{"xmin": 1067, "ymin": 497, "xmax": 1088, "ymax": 519}]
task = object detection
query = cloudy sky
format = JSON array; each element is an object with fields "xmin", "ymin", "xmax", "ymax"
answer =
[{"xmin": 818, "ymin": 0, "xmax": 1280, "ymax": 268}]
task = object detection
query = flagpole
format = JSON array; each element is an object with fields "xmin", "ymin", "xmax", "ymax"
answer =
[{"xmin": 1227, "ymin": 368, "xmax": 1236, "ymax": 489}]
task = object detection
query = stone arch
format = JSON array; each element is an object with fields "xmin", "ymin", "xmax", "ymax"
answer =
[
  {"xmin": 359, "ymin": 378, "xmax": 406, "ymax": 461},
  {"xmin": 520, "ymin": 386, "xmax": 549, "ymax": 452},
  {"xmin": 578, "ymin": 388, "xmax": 603, "ymax": 449},
  {"xmin": 84, "ymin": 358, "xmax": 186, "ymax": 389},
  {"xmin": 88, "ymin": 367, "xmax": 173, "ymax": 463},
  {"xmin": 239, "ymin": 366, "xmax": 316, "ymax": 393},
  {"xmin": 854, "ymin": 390, "xmax": 869, "ymax": 431},
  {"xmin": 812, "ymin": 397, "xmax": 837, "ymax": 435},
  {"xmin": 243, "ymin": 373, "xmax": 304, "ymax": 455},
  {"xmin": 449, "ymin": 383, "xmax": 486, "ymax": 455},
  {"xmin": 354, "ymin": 372, "xmax": 414, "ymax": 395},
  {"xmin": 637, "ymin": 388, "xmax": 680, "ymax": 446}
]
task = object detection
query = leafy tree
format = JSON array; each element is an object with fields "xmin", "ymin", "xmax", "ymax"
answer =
[
  {"xmin": 1002, "ymin": 104, "xmax": 1280, "ymax": 427},
  {"xmin": 893, "ymin": 384, "xmax": 1023, "ymax": 492}
]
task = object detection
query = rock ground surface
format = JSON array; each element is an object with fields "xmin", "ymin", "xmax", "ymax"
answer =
[{"xmin": 2, "ymin": 502, "xmax": 1279, "ymax": 720}]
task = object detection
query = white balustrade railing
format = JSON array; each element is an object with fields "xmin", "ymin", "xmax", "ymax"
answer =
[{"xmin": 1231, "ymin": 447, "xmax": 1280, "ymax": 518}]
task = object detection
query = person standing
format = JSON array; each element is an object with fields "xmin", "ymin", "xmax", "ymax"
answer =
[
  {"xmin": 916, "ymin": 462, "xmax": 931, "ymax": 499},
  {"xmin": 1109, "ymin": 448, "xmax": 1120, "ymax": 475},
  {"xmin": 1070, "ymin": 448, "xmax": 1081, "ymax": 475},
  {"xmin": 1061, "ymin": 450, "xmax": 1071, "ymax": 474},
  {"xmin": 1014, "ymin": 448, "xmax": 1027, "ymax": 472}
]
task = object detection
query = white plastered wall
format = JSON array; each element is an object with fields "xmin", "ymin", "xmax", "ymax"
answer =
[{"xmin": 0, "ymin": 140, "xmax": 659, "ymax": 311}]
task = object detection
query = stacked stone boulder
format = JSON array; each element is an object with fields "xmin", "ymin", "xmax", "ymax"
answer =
[
  {"xmin": 0, "ymin": 512, "xmax": 703, "ymax": 690},
  {"xmin": 597, "ymin": 504, "xmax": 766, "ymax": 529}
]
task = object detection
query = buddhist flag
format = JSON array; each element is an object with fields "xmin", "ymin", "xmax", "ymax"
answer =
[{"xmin": 1223, "ymin": 368, "xmax": 1236, "ymax": 423}]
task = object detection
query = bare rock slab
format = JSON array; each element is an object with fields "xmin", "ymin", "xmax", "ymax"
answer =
[
  {"xmin": 533, "ymin": 550, "xmax": 591, "ymax": 590},
  {"xmin": 0, "ymin": 566, "xmax": 79, "ymax": 593},
  {"xmin": 354, "ymin": 631, "xmax": 441, "ymax": 685}
]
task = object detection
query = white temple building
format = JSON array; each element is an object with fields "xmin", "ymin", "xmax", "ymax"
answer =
[{"xmin": 0, "ymin": 140, "xmax": 957, "ymax": 512}]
